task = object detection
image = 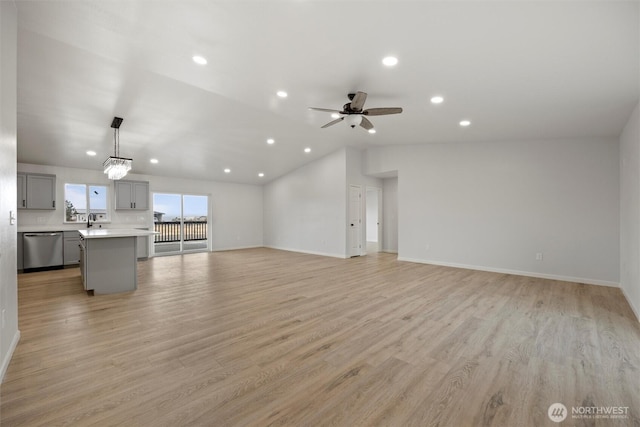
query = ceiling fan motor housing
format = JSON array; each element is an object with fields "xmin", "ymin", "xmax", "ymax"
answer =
[{"xmin": 343, "ymin": 102, "xmax": 356, "ymax": 113}]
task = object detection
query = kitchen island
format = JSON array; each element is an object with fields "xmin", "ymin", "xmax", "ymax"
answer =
[{"xmin": 79, "ymin": 229, "xmax": 158, "ymax": 294}]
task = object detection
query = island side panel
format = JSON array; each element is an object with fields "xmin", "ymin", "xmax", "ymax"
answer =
[{"xmin": 85, "ymin": 236, "xmax": 138, "ymax": 294}]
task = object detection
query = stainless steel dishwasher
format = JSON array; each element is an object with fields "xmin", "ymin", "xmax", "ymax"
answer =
[{"xmin": 23, "ymin": 232, "xmax": 64, "ymax": 270}]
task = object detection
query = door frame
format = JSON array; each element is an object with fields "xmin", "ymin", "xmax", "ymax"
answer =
[
  {"xmin": 151, "ymin": 192, "xmax": 211, "ymax": 256},
  {"xmin": 348, "ymin": 184, "xmax": 363, "ymax": 257}
]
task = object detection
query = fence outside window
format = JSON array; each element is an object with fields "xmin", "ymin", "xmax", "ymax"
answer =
[{"xmin": 154, "ymin": 221, "xmax": 207, "ymax": 243}]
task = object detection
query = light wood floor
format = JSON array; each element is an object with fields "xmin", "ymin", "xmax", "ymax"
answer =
[{"xmin": 2, "ymin": 248, "xmax": 639, "ymax": 426}]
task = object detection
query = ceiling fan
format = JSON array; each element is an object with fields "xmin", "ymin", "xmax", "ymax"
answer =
[{"xmin": 309, "ymin": 91, "xmax": 403, "ymax": 130}]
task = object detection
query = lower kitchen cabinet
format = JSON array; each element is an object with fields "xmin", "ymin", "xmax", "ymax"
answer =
[{"xmin": 63, "ymin": 231, "xmax": 81, "ymax": 265}]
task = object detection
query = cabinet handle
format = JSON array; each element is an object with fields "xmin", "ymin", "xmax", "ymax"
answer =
[
  {"xmin": 133, "ymin": 202, "xmax": 136, "ymax": 208},
  {"xmin": 130, "ymin": 202, "xmax": 133, "ymax": 209},
  {"xmin": 22, "ymin": 199, "xmax": 25, "ymax": 207},
  {"xmin": 52, "ymin": 200, "xmax": 55, "ymax": 208}
]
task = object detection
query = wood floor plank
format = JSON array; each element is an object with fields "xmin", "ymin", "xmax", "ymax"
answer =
[{"xmin": 2, "ymin": 248, "xmax": 639, "ymax": 426}]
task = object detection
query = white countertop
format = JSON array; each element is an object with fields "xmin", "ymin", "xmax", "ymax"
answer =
[
  {"xmin": 79, "ymin": 229, "xmax": 159, "ymax": 239},
  {"xmin": 18, "ymin": 224, "xmax": 151, "ymax": 233}
]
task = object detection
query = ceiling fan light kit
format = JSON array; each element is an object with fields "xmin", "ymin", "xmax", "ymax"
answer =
[
  {"xmin": 347, "ymin": 115, "xmax": 363, "ymax": 128},
  {"xmin": 103, "ymin": 116, "xmax": 132, "ymax": 180},
  {"xmin": 309, "ymin": 91, "xmax": 403, "ymax": 131}
]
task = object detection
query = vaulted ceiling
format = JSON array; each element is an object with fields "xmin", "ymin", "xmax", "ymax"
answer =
[{"xmin": 15, "ymin": 1, "xmax": 639, "ymax": 184}]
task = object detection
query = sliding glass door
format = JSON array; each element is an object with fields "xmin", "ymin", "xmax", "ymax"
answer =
[{"xmin": 153, "ymin": 193, "xmax": 209, "ymax": 255}]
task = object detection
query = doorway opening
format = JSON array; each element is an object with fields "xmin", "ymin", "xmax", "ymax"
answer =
[
  {"xmin": 366, "ymin": 187, "xmax": 382, "ymax": 253},
  {"xmin": 152, "ymin": 193, "xmax": 209, "ymax": 255}
]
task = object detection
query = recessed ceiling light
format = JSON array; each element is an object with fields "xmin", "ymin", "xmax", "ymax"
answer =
[
  {"xmin": 192, "ymin": 55, "xmax": 207, "ymax": 65},
  {"xmin": 267, "ymin": 138, "xmax": 275, "ymax": 145},
  {"xmin": 459, "ymin": 120, "xmax": 471, "ymax": 127},
  {"xmin": 304, "ymin": 147, "xmax": 311, "ymax": 153},
  {"xmin": 331, "ymin": 113, "xmax": 340, "ymax": 119},
  {"xmin": 86, "ymin": 150, "xmax": 96, "ymax": 156},
  {"xmin": 276, "ymin": 90, "xmax": 288, "ymax": 98},
  {"xmin": 150, "ymin": 158, "xmax": 159, "ymax": 164},
  {"xmin": 258, "ymin": 172, "xmax": 265, "ymax": 177},
  {"xmin": 430, "ymin": 96, "xmax": 444, "ymax": 104},
  {"xmin": 368, "ymin": 129, "xmax": 376, "ymax": 134},
  {"xmin": 224, "ymin": 168, "xmax": 231, "ymax": 173},
  {"xmin": 382, "ymin": 56, "xmax": 398, "ymax": 67}
]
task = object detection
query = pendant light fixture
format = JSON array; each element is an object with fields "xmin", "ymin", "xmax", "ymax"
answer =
[{"xmin": 103, "ymin": 116, "xmax": 132, "ymax": 180}]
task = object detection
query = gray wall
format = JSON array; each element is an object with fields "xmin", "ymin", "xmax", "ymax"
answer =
[
  {"xmin": 365, "ymin": 138, "xmax": 620, "ymax": 286},
  {"xmin": 382, "ymin": 177, "xmax": 398, "ymax": 253},
  {"xmin": 620, "ymin": 101, "xmax": 640, "ymax": 319},
  {"xmin": 264, "ymin": 148, "xmax": 347, "ymax": 258}
]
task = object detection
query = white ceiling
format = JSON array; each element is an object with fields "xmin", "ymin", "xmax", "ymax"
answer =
[{"xmin": 15, "ymin": 1, "xmax": 639, "ymax": 184}]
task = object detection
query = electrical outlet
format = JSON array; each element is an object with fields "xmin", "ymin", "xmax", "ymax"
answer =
[
  {"xmin": 425, "ymin": 244, "xmax": 430, "ymax": 251},
  {"xmin": 536, "ymin": 252, "xmax": 543, "ymax": 261}
]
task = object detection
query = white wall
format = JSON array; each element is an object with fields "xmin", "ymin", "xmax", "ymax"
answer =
[
  {"xmin": 365, "ymin": 138, "xmax": 620, "ymax": 286},
  {"xmin": 264, "ymin": 148, "xmax": 347, "ymax": 258},
  {"xmin": 16, "ymin": 163, "xmax": 264, "ymax": 251},
  {"xmin": 0, "ymin": 0, "xmax": 19, "ymax": 382},
  {"xmin": 366, "ymin": 188, "xmax": 378, "ymax": 242},
  {"xmin": 382, "ymin": 177, "xmax": 398, "ymax": 253},
  {"xmin": 620, "ymin": 101, "xmax": 640, "ymax": 320}
]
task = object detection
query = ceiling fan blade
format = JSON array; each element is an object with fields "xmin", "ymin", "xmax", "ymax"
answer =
[
  {"xmin": 363, "ymin": 107, "xmax": 403, "ymax": 116},
  {"xmin": 360, "ymin": 116, "xmax": 374, "ymax": 130},
  {"xmin": 349, "ymin": 91, "xmax": 367, "ymax": 111},
  {"xmin": 309, "ymin": 107, "xmax": 342, "ymax": 113},
  {"xmin": 321, "ymin": 117, "xmax": 344, "ymax": 128}
]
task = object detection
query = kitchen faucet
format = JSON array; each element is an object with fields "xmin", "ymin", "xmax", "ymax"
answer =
[{"xmin": 87, "ymin": 213, "xmax": 94, "ymax": 228}]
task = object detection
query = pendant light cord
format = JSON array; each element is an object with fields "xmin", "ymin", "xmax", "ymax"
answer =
[{"xmin": 113, "ymin": 127, "xmax": 120, "ymax": 157}]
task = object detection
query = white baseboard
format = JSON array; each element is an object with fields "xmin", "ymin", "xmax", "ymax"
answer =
[
  {"xmin": 265, "ymin": 245, "xmax": 347, "ymax": 259},
  {"xmin": 212, "ymin": 245, "xmax": 263, "ymax": 252},
  {"xmin": 620, "ymin": 285, "xmax": 640, "ymax": 322},
  {"xmin": 397, "ymin": 257, "xmax": 620, "ymax": 288},
  {"xmin": 1, "ymin": 329, "xmax": 20, "ymax": 383}
]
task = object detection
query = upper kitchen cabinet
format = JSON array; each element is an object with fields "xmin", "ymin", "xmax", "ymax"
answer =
[
  {"xmin": 17, "ymin": 173, "xmax": 25, "ymax": 208},
  {"xmin": 17, "ymin": 172, "xmax": 56, "ymax": 210},
  {"xmin": 115, "ymin": 180, "xmax": 149, "ymax": 210}
]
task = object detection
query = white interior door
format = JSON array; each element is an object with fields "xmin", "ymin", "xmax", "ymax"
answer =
[{"xmin": 349, "ymin": 185, "xmax": 362, "ymax": 257}]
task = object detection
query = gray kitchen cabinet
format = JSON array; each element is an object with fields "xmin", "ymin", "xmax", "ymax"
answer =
[
  {"xmin": 79, "ymin": 229, "xmax": 156, "ymax": 294},
  {"xmin": 115, "ymin": 180, "xmax": 149, "ymax": 210},
  {"xmin": 17, "ymin": 173, "xmax": 26, "ymax": 209},
  {"xmin": 63, "ymin": 231, "xmax": 81, "ymax": 265},
  {"xmin": 17, "ymin": 173, "xmax": 56, "ymax": 210},
  {"xmin": 79, "ymin": 237, "xmax": 86, "ymax": 288},
  {"xmin": 137, "ymin": 234, "xmax": 149, "ymax": 259}
]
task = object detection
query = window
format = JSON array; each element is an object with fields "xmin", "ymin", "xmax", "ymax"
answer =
[{"xmin": 64, "ymin": 183, "xmax": 109, "ymax": 223}]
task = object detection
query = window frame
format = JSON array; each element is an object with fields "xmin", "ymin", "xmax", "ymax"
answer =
[{"xmin": 63, "ymin": 182, "xmax": 111, "ymax": 224}]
